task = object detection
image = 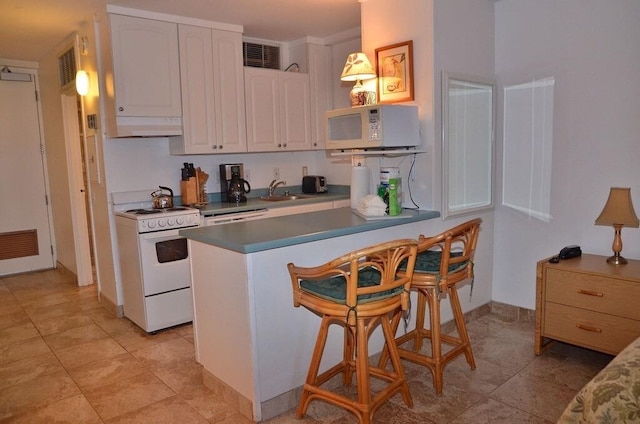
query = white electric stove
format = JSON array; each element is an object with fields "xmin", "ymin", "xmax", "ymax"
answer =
[{"xmin": 113, "ymin": 190, "xmax": 200, "ymax": 333}]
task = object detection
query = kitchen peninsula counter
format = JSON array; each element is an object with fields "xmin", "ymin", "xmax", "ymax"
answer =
[
  {"xmin": 180, "ymin": 207, "xmax": 439, "ymax": 422},
  {"xmin": 180, "ymin": 207, "xmax": 439, "ymax": 253}
]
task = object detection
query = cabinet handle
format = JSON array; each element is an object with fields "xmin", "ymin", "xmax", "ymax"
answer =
[
  {"xmin": 576, "ymin": 323, "xmax": 602, "ymax": 333},
  {"xmin": 212, "ymin": 145, "xmax": 218, "ymax": 149},
  {"xmin": 219, "ymin": 145, "xmax": 223, "ymax": 149},
  {"xmin": 577, "ymin": 289, "xmax": 604, "ymax": 297},
  {"xmin": 118, "ymin": 106, "xmax": 124, "ymax": 112}
]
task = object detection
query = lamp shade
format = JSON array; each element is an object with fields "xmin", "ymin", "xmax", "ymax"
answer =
[
  {"xmin": 340, "ymin": 52, "xmax": 376, "ymax": 82},
  {"xmin": 595, "ymin": 187, "xmax": 639, "ymax": 227}
]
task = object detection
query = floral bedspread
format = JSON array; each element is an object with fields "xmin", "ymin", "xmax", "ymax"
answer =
[{"xmin": 557, "ymin": 337, "xmax": 640, "ymax": 423}]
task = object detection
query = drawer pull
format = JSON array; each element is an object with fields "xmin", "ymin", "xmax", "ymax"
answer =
[
  {"xmin": 577, "ymin": 289, "xmax": 604, "ymax": 297},
  {"xmin": 576, "ymin": 323, "xmax": 602, "ymax": 333}
]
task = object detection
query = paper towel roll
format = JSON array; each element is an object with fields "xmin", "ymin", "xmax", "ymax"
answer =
[{"xmin": 350, "ymin": 165, "xmax": 370, "ymax": 209}]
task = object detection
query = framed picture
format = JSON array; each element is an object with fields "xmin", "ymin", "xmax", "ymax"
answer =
[{"xmin": 375, "ymin": 40, "xmax": 414, "ymax": 103}]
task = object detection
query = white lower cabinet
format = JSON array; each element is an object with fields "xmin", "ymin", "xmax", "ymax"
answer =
[
  {"xmin": 267, "ymin": 201, "xmax": 334, "ymax": 218},
  {"xmin": 245, "ymin": 68, "xmax": 312, "ymax": 152},
  {"xmin": 171, "ymin": 25, "xmax": 246, "ymax": 154}
]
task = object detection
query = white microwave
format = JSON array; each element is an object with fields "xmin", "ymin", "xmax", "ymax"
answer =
[{"xmin": 325, "ymin": 104, "xmax": 420, "ymax": 150}]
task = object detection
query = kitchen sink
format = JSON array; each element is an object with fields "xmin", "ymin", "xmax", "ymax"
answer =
[{"xmin": 260, "ymin": 194, "xmax": 312, "ymax": 202}]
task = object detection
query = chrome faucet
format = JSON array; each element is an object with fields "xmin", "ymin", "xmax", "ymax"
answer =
[{"xmin": 268, "ymin": 179, "xmax": 286, "ymax": 196}]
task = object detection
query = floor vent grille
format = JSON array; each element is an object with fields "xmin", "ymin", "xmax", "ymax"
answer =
[{"xmin": 0, "ymin": 230, "xmax": 39, "ymax": 260}]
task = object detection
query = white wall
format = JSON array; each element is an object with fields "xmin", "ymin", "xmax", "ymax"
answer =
[
  {"xmin": 493, "ymin": 0, "xmax": 640, "ymax": 309},
  {"xmin": 358, "ymin": 0, "xmax": 496, "ymax": 320}
]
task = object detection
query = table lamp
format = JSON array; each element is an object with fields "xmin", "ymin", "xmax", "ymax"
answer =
[
  {"xmin": 595, "ymin": 187, "xmax": 639, "ymax": 264},
  {"xmin": 340, "ymin": 52, "xmax": 377, "ymax": 106}
]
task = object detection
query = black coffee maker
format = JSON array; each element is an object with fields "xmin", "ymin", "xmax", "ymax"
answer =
[{"xmin": 220, "ymin": 163, "xmax": 250, "ymax": 203}]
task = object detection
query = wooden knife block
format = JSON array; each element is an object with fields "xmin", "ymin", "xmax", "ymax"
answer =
[{"xmin": 181, "ymin": 178, "xmax": 199, "ymax": 205}]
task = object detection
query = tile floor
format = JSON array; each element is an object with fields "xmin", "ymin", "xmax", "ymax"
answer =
[{"xmin": 0, "ymin": 269, "xmax": 613, "ymax": 423}]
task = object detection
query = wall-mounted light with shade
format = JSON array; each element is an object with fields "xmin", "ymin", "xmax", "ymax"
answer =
[
  {"xmin": 595, "ymin": 187, "xmax": 639, "ymax": 265},
  {"xmin": 340, "ymin": 52, "xmax": 377, "ymax": 107},
  {"xmin": 75, "ymin": 70, "xmax": 90, "ymax": 96}
]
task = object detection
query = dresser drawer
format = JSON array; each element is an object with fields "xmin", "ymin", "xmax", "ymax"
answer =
[
  {"xmin": 546, "ymin": 268, "xmax": 640, "ymax": 320},
  {"xmin": 544, "ymin": 302, "xmax": 640, "ymax": 354}
]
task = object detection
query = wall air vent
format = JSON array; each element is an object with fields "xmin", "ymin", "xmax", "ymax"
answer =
[
  {"xmin": 243, "ymin": 42, "xmax": 280, "ymax": 70},
  {"xmin": 58, "ymin": 47, "xmax": 77, "ymax": 88}
]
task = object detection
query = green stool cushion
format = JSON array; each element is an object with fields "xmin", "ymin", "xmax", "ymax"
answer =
[
  {"xmin": 402, "ymin": 251, "xmax": 468, "ymax": 274},
  {"xmin": 300, "ymin": 266, "xmax": 403, "ymax": 304}
]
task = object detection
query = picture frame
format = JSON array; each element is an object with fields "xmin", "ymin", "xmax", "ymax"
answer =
[{"xmin": 375, "ymin": 40, "xmax": 414, "ymax": 103}]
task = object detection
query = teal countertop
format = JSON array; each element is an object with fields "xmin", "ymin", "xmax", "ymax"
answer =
[
  {"xmin": 190, "ymin": 184, "xmax": 349, "ymax": 216},
  {"xmin": 196, "ymin": 191, "xmax": 348, "ymax": 217},
  {"xmin": 180, "ymin": 207, "xmax": 440, "ymax": 254}
]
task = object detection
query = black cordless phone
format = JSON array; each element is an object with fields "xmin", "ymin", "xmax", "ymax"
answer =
[{"xmin": 549, "ymin": 245, "xmax": 582, "ymax": 263}]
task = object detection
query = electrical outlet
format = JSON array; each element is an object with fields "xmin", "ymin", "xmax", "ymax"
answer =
[
  {"xmin": 302, "ymin": 166, "xmax": 308, "ymax": 176},
  {"xmin": 273, "ymin": 167, "xmax": 280, "ymax": 180}
]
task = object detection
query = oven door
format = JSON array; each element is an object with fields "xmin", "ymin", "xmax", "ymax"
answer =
[{"xmin": 139, "ymin": 229, "xmax": 191, "ymax": 296}]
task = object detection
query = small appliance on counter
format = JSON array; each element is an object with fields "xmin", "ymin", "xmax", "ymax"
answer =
[
  {"xmin": 220, "ymin": 163, "xmax": 251, "ymax": 203},
  {"xmin": 302, "ymin": 175, "xmax": 328, "ymax": 194}
]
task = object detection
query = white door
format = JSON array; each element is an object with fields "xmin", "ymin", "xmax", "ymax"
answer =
[{"xmin": 0, "ymin": 74, "xmax": 54, "ymax": 275}]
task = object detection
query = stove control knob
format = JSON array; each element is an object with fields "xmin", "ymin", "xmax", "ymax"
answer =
[
  {"xmin": 157, "ymin": 219, "xmax": 166, "ymax": 228},
  {"xmin": 176, "ymin": 217, "xmax": 184, "ymax": 225},
  {"xmin": 147, "ymin": 220, "xmax": 156, "ymax": 229},
  {"xmin": 167, "ymin": 217, "xmax": 176, "ymax": 226}
]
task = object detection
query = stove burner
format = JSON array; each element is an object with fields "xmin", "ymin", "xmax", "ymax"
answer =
[{"xmin": 125, "ymin": 208, "xmax": 161, "ymax": 215}]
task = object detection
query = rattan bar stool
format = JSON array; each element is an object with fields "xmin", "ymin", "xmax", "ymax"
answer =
[
  {"xmin": 380, "ymin": 218, "xmax": 481, "ymax": 395},
  {"xmin": 288, "ymin": 239, "xmax": 418, "ymax": 424}
]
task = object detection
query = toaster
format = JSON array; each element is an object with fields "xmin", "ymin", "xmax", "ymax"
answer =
[{"xmin": 302, "ymin": 175, "xmax": 328, "ymax": 194}]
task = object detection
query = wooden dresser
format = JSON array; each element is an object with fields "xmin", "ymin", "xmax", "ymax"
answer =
[{"xmin": 535, "ymin": 253, "xmax": 640, "ymax": 355}]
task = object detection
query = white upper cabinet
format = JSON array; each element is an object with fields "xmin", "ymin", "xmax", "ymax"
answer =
[
  {"xmin": 290, "ymin": 43, "xmax": 333, "ymax": 150},
  {"xmin": 99, "ymin": 13, "xmax": 182, "ymax": 137},
  {"xmin": 171, "ymin": 25, "xmax": 247, "ymax": 154},
  {"xmin": 245, "ymin": 68, "xmax": 311, "ymax": 152}
]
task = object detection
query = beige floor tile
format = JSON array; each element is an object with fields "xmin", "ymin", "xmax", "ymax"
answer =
[
  {"xmin": 87, "ymin": 308, "xmax": 139, "ymax": 335},
  {"xmin": 12, "ymin": 289, "xmax": 69, "ymax": 308},
  {"xmin": 449, "ymin": 398, "xmax": 552, "ymax": 423},
  {"xmin": 43, "ymin": 322, "xmax": 110, "ymax": 351},
  {"xmin": 489, "ymin": 373, "xmax": 579, "ymax": 422},
  {"xmin": 0, "ymin": 310, "xmax": 29, "ymax": 330},
  {"xmin": 83, "ymin": 372, "xmax": 175, "ymax": 421},
  {"xmin": 402, "ymin": 379, "xmax": 486, "ymax": 424},
  {"xmin": 54, "ymin": 336, "xmax": 128, "ymax": 369},
  {"xmin": 179, "ymin": 385, "xmax": 242, "ymax": 422},
  {"xmin": 0, "ymin": 336, "xmax": 52, "ymax": 366},
  {"xmin": 0, "ymin": 368, "xmax": 81, "ymax": 420},
  {"xmin": 0, "ymin": 351, "xmax": 63, "ymax": 390},
  {"xmin": 0, "ymin": 319, "xmax": 40, "ymax": 348},
  {"xmin": 3, "ymin": 393, "xmax": 103, "ymax": 424},
  {"xmin": 24, "ymin": 300, "xmax": 83, "ymax": 321},
  {"xmin": 149, "ymin": 358, "xmax": 204, "ymax": 393},
  {"xmin": 111, "ymin": 325, "xmax": 180, "ymax": 352},
  {"xmin": 32, "ymin": 313, "xmax": 95, "ymax": 336},
  {"xmin": 519, "ymin": 342, "xmax": 612, "ymax": 392},
  {"xmin": 105, "ymin": 395, "xmax": 208, "ymax": 423},
  {"xmin": 67, "ymin": 352, "xmax": 148, "ymax": 391},
  {"xmin": 131, "ymin": 336, "xmax": 196, "ymax": 366}
]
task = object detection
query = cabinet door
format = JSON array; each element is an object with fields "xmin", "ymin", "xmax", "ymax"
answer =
[
  {"xmin": 280, "ymin": 72, "xmax": 312, "ymax": 150},
  {"xmin": 307, "ymin": 44, "xmax": 332, "ymax": 150},
  {"xmin": 176, "ymin": 25, "xmax": 217, "ymax": 154},
  {"xmin": 211, "ymin": 29, "xmax": 247, "ymax": 153},
  {"xmin": 245, "ymin": 68, "xmax": 281, "ymax": 152},
  {"xmin": 110, "ymin": 14, "xmax": 181, "ymax": 117}
]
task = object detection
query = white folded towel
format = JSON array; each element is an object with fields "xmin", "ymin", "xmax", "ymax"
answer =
[{"xmin": 357, "ymin": 194, "xmax": 387, "ymax": 216}]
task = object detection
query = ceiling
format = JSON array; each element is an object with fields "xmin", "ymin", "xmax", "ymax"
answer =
[{"xmin": 0, "ymin": 0, "xmax": 361, "ymax": 62}]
